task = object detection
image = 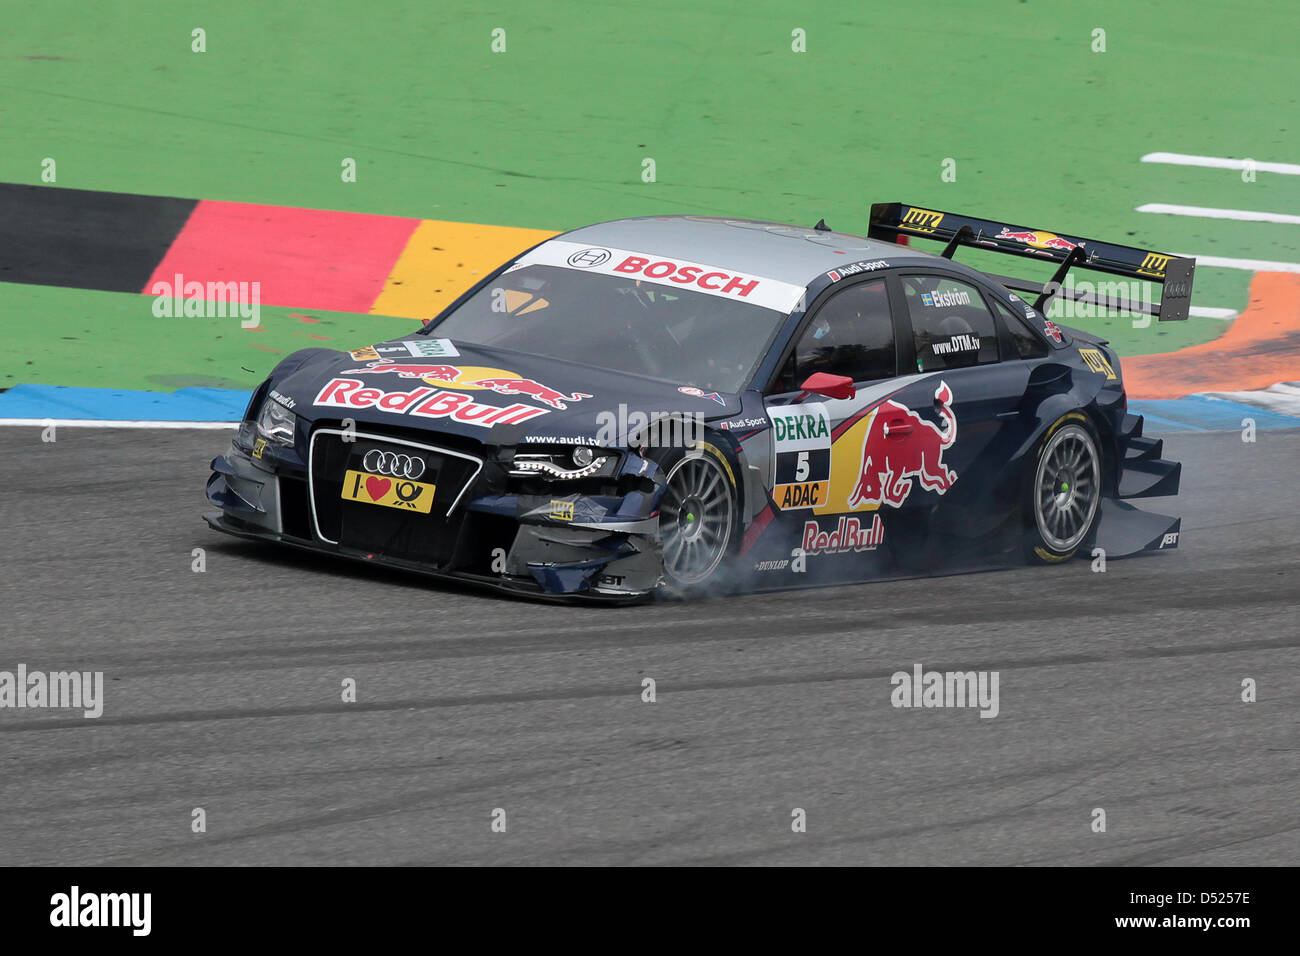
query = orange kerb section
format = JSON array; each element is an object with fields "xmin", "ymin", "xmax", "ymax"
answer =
[
  {"xmin": 370, "ymin": 220, "xmax": 558, "ymax": 319},
  {"xmin": 1124, "ymin": 272, "xmax": 1300, "ymax": 399}
]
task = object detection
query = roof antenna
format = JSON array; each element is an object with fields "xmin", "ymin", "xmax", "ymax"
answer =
[{"xmin": 814, "ymin": 219, "xmax": 831, "ymax": 232}]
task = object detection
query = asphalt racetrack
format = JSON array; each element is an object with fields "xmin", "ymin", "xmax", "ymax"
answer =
[{"xmin": 1, "ymin": 425, "xmax": 1297, "ymax": 866}]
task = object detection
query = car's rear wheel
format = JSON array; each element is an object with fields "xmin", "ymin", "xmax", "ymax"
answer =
[
  {"xmin": 657, "ymin": 442, "xmax": 738, "ymax": 593},
  {"xmin": 1025, "ymin": 414, "xmax": 1102, "ymax": 563}
]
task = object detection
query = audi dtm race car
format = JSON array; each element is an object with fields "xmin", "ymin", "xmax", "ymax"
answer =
[{"xmin": 205, "ymin": 203, "xmax": 1188, "ymax": 602}]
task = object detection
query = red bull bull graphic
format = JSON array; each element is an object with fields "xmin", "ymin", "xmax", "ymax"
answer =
[
  {"xmin": 847, "ymin": 382, "xmax": 957, "ymax": 509},
  {"xmin": 469, "ymin": 378, "xmax": 593, "ymax": 411},
  {"xmin": 995, "ymin": 227, "xmax": 1081, "ymax": 253},
  {"xmin": 343, "ymin": 361, "xmax": 592, "ymax": 410},
  {"xmin": 345, "ymin": 360, "xmax": 460, "ymax": 381}
]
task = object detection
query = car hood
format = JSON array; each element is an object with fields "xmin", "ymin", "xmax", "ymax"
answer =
[{"xmin": 272, "ymin": 339, "xmax": 741, "ymax": 446}]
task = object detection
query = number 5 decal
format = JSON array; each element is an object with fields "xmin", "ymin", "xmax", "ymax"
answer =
[{"xmin": 768, "ymin": 403, "xmax": 830, "ymax": 510}]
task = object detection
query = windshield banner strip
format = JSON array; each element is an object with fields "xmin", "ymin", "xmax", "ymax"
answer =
[{"xmin": 508, "ymin": 240, "xmax": 806, "ymax": 313}]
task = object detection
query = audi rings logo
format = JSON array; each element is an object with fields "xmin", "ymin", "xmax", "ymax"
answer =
[
  {"xmin": 363, "ymin": 449, "xmax": 426, "ymax": 479},
  {"xmin": 566, "ymin": 247, "xmax": 611, "ymax": 268}
]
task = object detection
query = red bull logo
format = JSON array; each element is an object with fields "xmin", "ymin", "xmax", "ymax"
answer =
[
  {"xmin": 314, "ymin": 378, "xmax": 548, "ymax": 428},
  {"xmin": 995, "ymin": 227, "xmax": 1080, "ymax": 253},
  {"xmin": 470, "ymin": 378, "xmax": 593, "ymax": 411},
  {"xmin": 345, "ymin": 360, "xmax": 460, "ymax": 381},
  {"xmin": 801, "ymin": 514, "xmax": 884, "ymax": 555},
  {"xmin": 343, "ymin": 361, "xmax": 592, "ymax": 410},
  {"xmin": 848, "ymin": 382, "xmax": 957, "ymax": 509}
]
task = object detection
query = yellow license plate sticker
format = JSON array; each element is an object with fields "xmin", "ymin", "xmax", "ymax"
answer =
[{"xmin": 341, "ymin": 469, "xmax": 436, "ymax": 514}]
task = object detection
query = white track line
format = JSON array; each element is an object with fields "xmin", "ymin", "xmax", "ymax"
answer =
[
  {"xmin": 1137, "ymin": 203, "xmax": 1300, "ymax": 225},
  {"xmin": 0, "ymin": 419, "xmax": 237, "ymax": 429},
  {"xmin": 1141, "ymin": 152, "xmax": 1300, "ymax": 176},
  {"xmin": 1189, "ymin": 307, "xmax": 1238, "ymax": 320},
  {"xmin": 1173, "ymin": 253, "xmax": 1300, "ymax": 273},
  {"xmin": 1198, "ymin": 383, "xmax": 1300, "ymax": 418}
]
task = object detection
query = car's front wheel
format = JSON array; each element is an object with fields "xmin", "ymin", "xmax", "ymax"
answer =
[
  {"xmin": 656, "ymin": 441, "xmax": 739, "ymax": 594},
  {"xmin": 1025, "ymin": 413, "xmax": 1102, "ymax": 563}
]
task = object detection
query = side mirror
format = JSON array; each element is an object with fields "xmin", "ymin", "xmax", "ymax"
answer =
[{"xmin": 798, "ymin": 372, "xmax": 856, "ymax": 401}]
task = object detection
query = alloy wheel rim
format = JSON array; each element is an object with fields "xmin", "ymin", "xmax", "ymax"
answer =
[
  {"xmin": 660, "ymin": 454, "xmax": 733, "ymax": 585},
  {"xmin": 1034, "ymin": 424, "xmax": 1100, "ymax": 553}
]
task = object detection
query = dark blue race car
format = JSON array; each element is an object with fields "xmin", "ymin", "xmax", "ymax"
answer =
[{"xmin": 205, "ymin": 202, "xmax": 1188, "ymax": 601}]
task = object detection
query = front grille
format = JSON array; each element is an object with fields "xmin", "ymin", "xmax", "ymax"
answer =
[{"xmin": 308, "ymin": 428, "xmax": 483, "ymax": 566}]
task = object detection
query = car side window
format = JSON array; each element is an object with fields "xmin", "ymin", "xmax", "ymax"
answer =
[
  {"xmin": 991, "ymin": 298, "xmax": 1051, "ymax": 359},
  {"xmin": 779, "ymin": 279, "xmax": 895, "ymax": 389},
  {"xmin": 900, "ymin": 274, "xmax": 1000, "ymax": 371}
]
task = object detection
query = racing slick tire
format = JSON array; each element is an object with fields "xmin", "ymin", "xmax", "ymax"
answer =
[
  {"xmin": 653, "ymin": 439, "xmax": 741, "ymax": 597},
  {"xmin": 1024, "ymin": 412, "xmax": 1103, "ymax": 564}
]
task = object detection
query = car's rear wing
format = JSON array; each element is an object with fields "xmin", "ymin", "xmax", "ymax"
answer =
[{"xmin": 868, "ymin": 202, "xmax": 1194, "ymax": 321}]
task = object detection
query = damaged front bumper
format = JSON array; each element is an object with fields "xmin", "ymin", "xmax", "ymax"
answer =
[{"xmin": 205, "ymin": 437, "xmax": 667, "ymax": 602}]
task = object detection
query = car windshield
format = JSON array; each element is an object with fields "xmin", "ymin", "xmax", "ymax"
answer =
[{"xmin": 427, "ymin": 264, "xmax": 790, "ymax": 393}]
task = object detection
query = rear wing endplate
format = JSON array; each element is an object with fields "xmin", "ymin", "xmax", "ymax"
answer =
[{"xmin": 868, "ymin": 202, "xmax": 1194, "ymax": 320}]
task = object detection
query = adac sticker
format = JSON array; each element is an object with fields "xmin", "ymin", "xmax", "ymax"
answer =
[{"xmin": 768, "ymin": 403, "xmax": 830, "ymax": 510}]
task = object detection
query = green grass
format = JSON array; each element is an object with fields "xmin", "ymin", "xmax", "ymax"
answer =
[
  {"xmin": 0, "ymin": 282, "xmax": 418, "ymax": 391},
  {"xmin": 3, "ymin": 0, "xmax": 1297, "ymax": 386}
]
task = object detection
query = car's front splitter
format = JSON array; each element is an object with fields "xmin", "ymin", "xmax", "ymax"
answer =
[{"xmin": 202, "ymin": 511, "xmax": 654, "ymax": 605}]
